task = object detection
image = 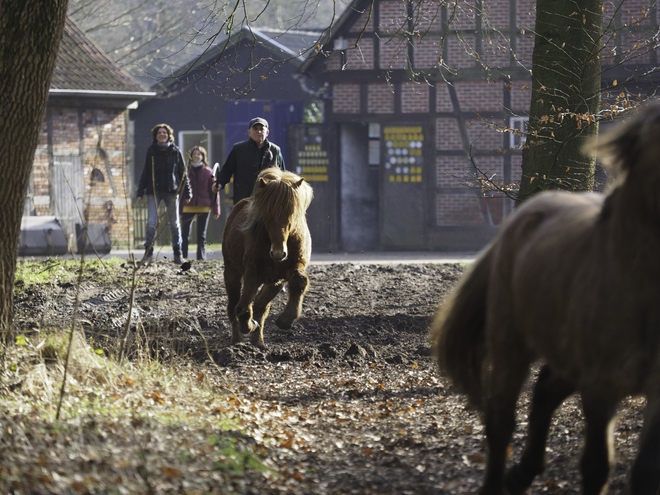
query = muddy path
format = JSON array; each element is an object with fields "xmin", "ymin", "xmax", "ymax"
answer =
[{"xmin": 13, "ymin": 260, "xmax": 645, "ymax": 493}]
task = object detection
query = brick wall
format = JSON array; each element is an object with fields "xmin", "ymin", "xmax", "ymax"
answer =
[
  {"xmin": 483, "ymin": 0, "xmax": 510, "ymax": 28},
  {"xmin": 447, "ymin": 3, "xmax": 477, "ymax": 30},
  {"xmin": 346, "ymin": 37, "xmax": 374, "ymax": 69},
  {"xmin": 517, "ymin": 0, "xmax": 536, "ymax": 30},
  {"xmin": 380, "ymin": 37, "xmax": 409, "ymax": 69},
  {"xmin": 466, "ymin": 120, "xmax": 505, "ymax": 152},
  {"xmin": 454, "ymin": 81, "xmax": 502, "ymax": 112},
  {"xmin": 446, "ymin": 35, "xmax": 476, "ymax": 68},
  {"xmin": 379, "ymin": 0, "xmax": 408, "ymax": 31},
  {"xmin": 508, "ymin": 80, "xmax": 532, "ymax": 112},
  {"xmin": 401, "ymin": 82, "xmax": 429, "ymax": 113},
  {"xmin": 436, "ymin": 118, "xmax": 463, "ymax": 150},
  {"xmin": 333, "ymin": 83, "xmax": 361, "ymax": 113},
  {"xmin": 436, "ymin": 155, "xmax": 469, "ymax": 188},
  {"xmin": 514, "ymin": 33, "xmax": 534, "ymax": 67},
  {"xmin": 31, "ymin": 107, "xmax": 133, "ymax": 246},
  {"xmin": 436, "ymin": 194, "xmax": 485, "ymax": 226},
  {"xmin": 436, "ymin": 84, "xmax": 454, "ymax": 112},
  {"xmin": 481, "ymin": 32, "xmax": 511, "ymax": 68},
  {"xmin": 410, "ymin": 0, "xmax": 442, "ymax": 31},
  {"xmin": 368, "ymin": 83, "xmax": 395, "ymax": 113},
  {"xmin": 414, "ymin": 35, "xmax": 442, "ymax": 69}
]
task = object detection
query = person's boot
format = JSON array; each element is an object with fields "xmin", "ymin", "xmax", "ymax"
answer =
[
  {"xmin": 141, "ymin": 248, "xmax": 153, "ymax": 265},
  {"xmin": 173, "ymin": 253, "xmax": 182, "ymax": 265}
]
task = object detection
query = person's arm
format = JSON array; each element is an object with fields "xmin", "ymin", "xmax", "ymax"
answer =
[
  {"xmin": 214, "ymin": 148, "xmax": 237, "ymax": 192},
  {"xmin": 209, "ymin": 171, "xmax": 221, "ymax": 218}
]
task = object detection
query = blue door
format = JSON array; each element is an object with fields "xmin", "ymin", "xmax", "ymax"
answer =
[{"xmin": 224, "ymin": 100, "xmax": 303, "ymax": 164}]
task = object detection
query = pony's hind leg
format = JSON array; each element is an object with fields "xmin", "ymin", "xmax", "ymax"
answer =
[
  {"xmin": 480, "ymin": 344, "xmax": 530, "ymax": 495},
  {"xmin": 630, "ymin": 395, "xmax": 660, "ymax": 494},
  {"xmin": 249, "ymin": 282, "xmax": 284, "ymax": 348},
  {"xmin": 505, "ymin": 365, "xmax": 576, "ymax": 495},
  {"xmin": 579, "ymin": 391, "xmax": 618, "ymax": 495},
  {"xmin": 275, "ymin": 271, "xmax": 308, "ymax": 329},
  {"xmin": 482, "ymin": 354, "xmax": 532, "ymax": 495}
]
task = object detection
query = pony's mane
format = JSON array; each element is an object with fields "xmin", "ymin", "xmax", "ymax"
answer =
[{"xmin": 241, "ymin": 168, "xmax": 313, "ymax": 232}]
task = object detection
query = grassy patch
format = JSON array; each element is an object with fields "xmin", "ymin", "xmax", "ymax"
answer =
[{"xmin": 1, "ymin": 329, "xmax": 270, "ymax": 494}]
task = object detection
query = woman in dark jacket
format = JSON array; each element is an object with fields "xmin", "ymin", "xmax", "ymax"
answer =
[
  {"xmin": 180, "ymin": 146, "xmax": 220, "ymax": 260},
  {"xmin": 136, "ymin": 123, "xmax": 192, "ymax": 264}
]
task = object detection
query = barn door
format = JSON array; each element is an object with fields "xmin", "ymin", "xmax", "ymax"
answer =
[
  {"xmin": 51, "ymin": 155, "xmax": 85, "ymax": 247},
  {"xmin": 288, "ymin": 123, "xmax": 334, "ymax": 251},
  {"xmin": 380, "ymin": 125, "xmax": 426, "ymax": 248}
]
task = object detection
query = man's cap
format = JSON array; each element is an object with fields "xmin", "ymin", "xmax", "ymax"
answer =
[{"xmin": 249, "ymin": 117, "xmax": 269, "ymax": 129}]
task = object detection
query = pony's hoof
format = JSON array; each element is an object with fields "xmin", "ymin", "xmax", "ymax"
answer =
[
  {"xmin": 275, "ymin": 316, "xmax": 293, "ymax": 330},
  {"xmin": 505, "ymin": 464, "xmax": 537, "ymax": 495},
  {"xmin": 243, "ymin": 319, "xmax": 259, "ymax": 334}
]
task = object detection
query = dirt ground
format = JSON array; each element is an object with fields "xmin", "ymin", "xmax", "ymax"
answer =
[{"xmin": 13, "ymin": 259, "xmax": 647, "ymax": 494}]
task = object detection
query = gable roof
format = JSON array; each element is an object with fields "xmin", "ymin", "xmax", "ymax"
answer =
[
  {"xmin": 153, "ymin": 25, "xmax": 322, "ymax": 94},
  {"xmin": 298, "ymin": 0, "xmax": 372, "ymax": 74},
  {"xmin": 50, "ymin": 17, "xmax": 153, "ymax": 97}
]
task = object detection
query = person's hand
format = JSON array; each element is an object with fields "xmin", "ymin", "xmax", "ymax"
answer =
[
  {"xmin": 184, "ymin": 198, "xmax": 191, "ymax": 205},
  {"xmin": 137, "ymin": 196, "xmax": 142, "ymax": 201},
  {"xmin": 212, "ymin": 184, "xmax": 219, "ymax": 194},
  {"xmin": 214, "ymin": 214, "xmax": 220, "ymax": 220}
]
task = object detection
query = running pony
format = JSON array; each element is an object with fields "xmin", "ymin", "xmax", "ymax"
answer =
[
  {"xmin": 432, "ymin": 104, "xmax": 660, "ymax": 495},
  {"xmin": 222, "ymin": 167, "xmax": 313, "ymax": 348}
]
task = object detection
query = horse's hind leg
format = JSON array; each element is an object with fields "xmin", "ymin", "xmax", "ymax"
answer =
[
  {"xmin": 505, "ymin": 365, "xmax": 576, "ymax": 494},
  {"xmin": 579, "ymin": 391, "xmax": 618, "ymax": 495},
  {"xmin": 630, "ymin": 395, "xmax": 660, "ymax": 494},
  {"xmin": 482, "ymin": 354, "xmax": 531, "ymax": 494},
  {"xmin": 250, "ymin": 282, "xmax": 284, "ymax": 348},
  {"xmin": 275, "ymin": 271, "xmax": 308, "ymax": 329}
]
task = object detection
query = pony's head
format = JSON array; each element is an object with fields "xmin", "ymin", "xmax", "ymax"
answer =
[
  {"xmin": 596, "ymin": 102, "xmax": 660, "ymax": 178},
  {"xmin": 595, "ymin": 102, "xmax": 660, "ymax": 217},
  {"xmin": 245, "ymin": 168, "xmax": 313, "ymax": 261}
]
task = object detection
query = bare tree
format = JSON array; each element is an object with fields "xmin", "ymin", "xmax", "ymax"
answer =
[
  {"xmin": 0, "ymin": 0, "xmax": 69, "ymax": 342},
  {"xmin": 68, "ymin": 0, "xmax": 344, "ymax": 84}
]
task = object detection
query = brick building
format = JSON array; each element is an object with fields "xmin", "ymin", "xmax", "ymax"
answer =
[
  {"xmin": 296, "ymin": 0, "xmax": 660, "ymax": 251},
  {"xmin": 25, "ymin": 17, "xmax": 154, "ymax": 251}
]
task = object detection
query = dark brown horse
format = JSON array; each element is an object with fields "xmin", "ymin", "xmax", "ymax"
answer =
[
  {"xmin": 432, "ymin": 104, "xmax": 660, "ymax": 495},
  {"xmin": 222, "ymin": 167, "xmax": 313, "ymax": 348}
]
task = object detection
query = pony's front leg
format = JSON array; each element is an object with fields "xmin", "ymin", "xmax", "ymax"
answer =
[
  {"xmin": 224, "ymin": 263, "xmax": 244, "ymax": 345},
  {"xmin": 275, "ymin": 271, "xmax": 308, "ymax": 329},
  {"xmin": 579, "ymin": 391, "xmax": 618, "ymax": 495},
  {"xmin": 234, "ymin": 268, "xmax": 261, "ymax": 337},
  {"xmin": 250, "ymin": 282, "xmax": 285, "ymax": 348},
  {"xmin": 505, "ymin": 365, "xmax": 575, "ymax": 495},
  {"xmin": 630, "ymin": 394, "xmax": 660, "ymax": 494}
]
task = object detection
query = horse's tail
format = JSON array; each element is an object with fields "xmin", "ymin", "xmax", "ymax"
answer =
[{"xmin": 431, "ymin": 246, "xmax": 493, "ymax": 409}]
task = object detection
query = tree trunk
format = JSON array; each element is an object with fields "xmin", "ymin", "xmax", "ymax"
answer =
[
  {"xmin": 0, "ymin": 1, "xmax": 69, "ymax": 342},
  {"xmin": 518, "ymin": 0, "xmax": 603, "ymax": 202}
]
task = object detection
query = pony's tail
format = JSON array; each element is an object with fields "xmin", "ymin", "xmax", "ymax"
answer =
[{"xmin": 431, "ymin": 246, "xmax": 492, "ymax": 409}]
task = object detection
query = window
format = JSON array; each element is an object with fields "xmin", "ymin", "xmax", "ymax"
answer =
[
  {"xmin": 509, "ymin": 116, "xmax": 528, "ymax": 150},
  {"xmin": 179, "ymin": 130, "xmax": 212, "ymax": 163},
  {"xmin": 368, "ymin": 123, "xmax": 381, "ymax": 166}
]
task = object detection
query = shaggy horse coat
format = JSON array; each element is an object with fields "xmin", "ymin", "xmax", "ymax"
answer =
[
  {"xmin": 222, "ymin": 168, "xmax": 313, "ymax": 348},
  {"xmin": 432, "ymin": 104, "xmax": 660, "ymax": 495}
]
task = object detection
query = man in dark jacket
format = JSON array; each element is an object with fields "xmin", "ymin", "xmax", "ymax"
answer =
[
  {"xmin": 213, "ymin": 117, "xmax": 285, "ymax": 204},
  {"xmin": 136, "ymin": 123, "xmax": 192, "ymax": 264}
]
